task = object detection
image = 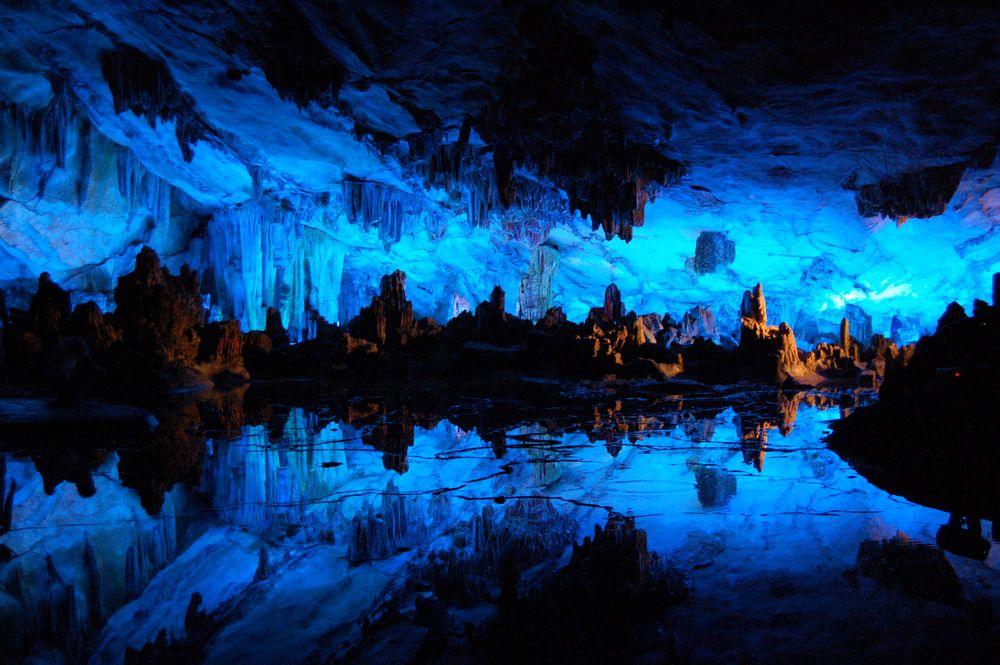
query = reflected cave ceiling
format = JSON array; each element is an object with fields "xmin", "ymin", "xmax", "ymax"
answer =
[{"xmin": 1, "ymin": 0, "xmax": 999, "ymax": 340}]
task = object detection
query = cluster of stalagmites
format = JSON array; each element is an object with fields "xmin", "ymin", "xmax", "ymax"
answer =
[
  {"xmin": 8, "ymin": 247, "xmax": 987, "ymax": 398},
  {"xmin": 334, "ymin": 269, "xmax": 921, "ymax": 389},
  {"xmin": 0, "ymin": 247, "xmax": 290, "ymax": 396}
]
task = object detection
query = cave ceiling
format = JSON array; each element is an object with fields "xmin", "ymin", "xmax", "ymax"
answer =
[{"xmin": 1, "ymin": 0, "xmax": 998, "ymax": 335}]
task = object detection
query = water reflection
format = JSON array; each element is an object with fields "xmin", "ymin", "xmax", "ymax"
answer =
[{"xmin": 1, "ymin": 385, "xmax": 998, "ymax": 663}]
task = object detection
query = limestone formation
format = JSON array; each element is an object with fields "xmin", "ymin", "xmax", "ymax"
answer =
[
  {"xmin": 264, "ymin": 307, "xmax": 290, "ymax": 347},
  {"xmin": 846, "ymin": 304, "xmax": 873, "ymax": 349},
  {"xmin": 691, "ymin": 231, "xmax": 736, "ymax": 274},
  {"xmin": 28, "ymin": 272, "xmax": 71, "ymax": 340},
  {"xmin": 70, "ymin": 301, "xmax": 120, "ymax": 356},
  {"xmin": 350, "ymin": 270, "xmax": 416, "ymax": 348},
  {"xmin": 740, "ymin": 283, "xmax": 767, "ymax": 326},
  {"xmin": 603, "ymin": 283, "xmax": 625, "ymax": 322},
  {"xmin": 197, "ymin": 319, "xmax": 248, "ymax": 384},
  {"xmin": 738, "ymin": 283, "xmax": 805, "ymax": 383},
  {"xmin": 348, "ymin": 479, "xmax": 419, "ymax": 563},
  {"xmin": 113, "ymin": 247, "xmax": 203, "ymax": 368}
]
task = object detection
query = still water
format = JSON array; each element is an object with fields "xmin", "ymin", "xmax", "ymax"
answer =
[{"xmin": 2, "ymin": 385, "xmax": 998, "ymax": 663}]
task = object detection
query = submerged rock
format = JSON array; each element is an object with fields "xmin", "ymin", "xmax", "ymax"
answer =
[{"xmin": 856, "ymin": 535, "xmax": 963, "ymax": 606}]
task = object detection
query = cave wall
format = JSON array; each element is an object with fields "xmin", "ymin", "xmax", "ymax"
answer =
[{"xmin": 1, "ymin": 0, "xmax": 998, "ymax": 344}]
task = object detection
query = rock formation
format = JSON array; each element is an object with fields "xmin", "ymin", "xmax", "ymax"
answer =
[
  {"xmin": 602, "ymin": 283, "xmax": 625, "ymax": 323},
  {"xmin": 27, "ymin": 272, "xmax": 71, "ymax": 344},
  {"xmin": 197, "ymin": 319, "xmax": 248, "ymax": 385},
  {"xmin": 350, "ymin": 270, "xmax": 416, "ymax": 349},
  {"xmin": 348, "ymin": 479, "xmax": 421, "ymax": 563},
  {"xmin": 113, "ymin": 247, "xmax": 203, "ymax": 370},
  {"xmin": 691, "ymin": 231, "xmax": 736, "ymax": 274},
  {"xmin": 737, "ymin": 283, "xmax": 805, "ymax": 383}
]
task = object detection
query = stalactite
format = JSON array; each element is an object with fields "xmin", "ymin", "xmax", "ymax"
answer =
[
  {"xmin": 100, "ymin": 44, "xmax": 206, "ymax": 161},
  {"xmin": 347, "ymin": 479, "xmax": 424, "ymax": 563},
  {"xmin": 343, "ymin": 178, "xmax": 425, "ymax": 248},
  {"xmin": 116, "ymin": 145, "xmax": 172, "ymax": 235},
  {"xmin": 0, "ymin": 81, "xmax": 84, "ymax": 199},
  {"xmin": 204, "ymin": 413, "xmax": 346, "ymax": 532},
  {"xmin": 124, "ymin": 545, "xmax": 140, "ymax": 601},
  {"xmin": 208, "ymin": 198, "xmax": 343, "ymax": 341},
  {"xmin": 517, "ymin": 244, "xmax": 559, "ymax": 321},
  {"xmin": 423, "ymin": 499, "xmax": 577, "ymax": 606}
]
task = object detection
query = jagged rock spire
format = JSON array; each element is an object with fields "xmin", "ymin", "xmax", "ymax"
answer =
[
  {"xmin": 603, "ymin": 283, "xmax": 625, "ymax": 322},
  {"xmin": 740, "ymin": 283, "xmax": 767, "ymax": 326}
]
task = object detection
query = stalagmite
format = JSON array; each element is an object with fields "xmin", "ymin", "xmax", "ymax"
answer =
[
  {"xmin": 351, "ymin": 270, "xmax": 416, "ymax": 348},
  {"xmin": 840, "ymin": 317, "xmax": 851, "ymax": 352},
  {"xmin": 603, "ymin": 283, "xmax": 625, "ymax": 322},
  {"xmin": 113, "ymin": 246, "xmax": 203, "ymax": 368}
]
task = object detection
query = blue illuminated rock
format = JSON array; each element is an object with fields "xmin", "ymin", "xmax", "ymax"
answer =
[{"xmin": 691, "ymin": 231, "xmax": 735, "ymax": 275}]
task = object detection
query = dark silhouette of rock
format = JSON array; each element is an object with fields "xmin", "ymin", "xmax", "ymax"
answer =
[
  {"xmin": 936, "ymin": 301, "xmax": 967, "ymax": 332},
  {"xmin": 113, "ymin": 247, "xmax": 203, "ymax": 369},
  {"xmin": 242, "ymin": 330, "xmax": 273, "ymax": 371},
  {"xmin": 350, "ymin": 270, "xmax": 415, "ymax": 348},
  {"xmin": 70, "ymin": 301, "xmax": 120, "ymax": 356},
  {"xmin": 472, "ymin": 514, "xmax": 685, "ymax": 665},
  {"xmin": 197, "ymin": 319, "xmax": 247, "ymax": 385},
  {"xmin": 254, "ymin": 546, "xmax": 270, "ymax": 581},
  {"xmin": 880, "ymin": 293, "xmax": 997, "ymax": 398},
  {"xmin": 856, "ymin": 534, "xmax": 963, "ymax": 605},
  {"xmin": 474, "ymin": 285, "xmax": 510, "ymax": 343},
  {"xmin": 28, "ymin": 272, "xmax": 71, "ymax": 340},
  {"xmin": 44, "ymin": 336, "xmax": 93, "ymax": 401},
  {"xmin": 264, "ymin": 306, "xmax": 289, "ymax": 347}
]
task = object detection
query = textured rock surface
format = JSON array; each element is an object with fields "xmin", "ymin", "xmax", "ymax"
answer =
[
  {"xmin": 691, "ymin": 231, "xmax": 736, "ymax": 274},
  {"xmin": 0, "ymin": 1, "xmax": 996, "ymax": 344},
  {"xmin": 112, "ymin": 247, "xmax": 203, "ymax": 369}
]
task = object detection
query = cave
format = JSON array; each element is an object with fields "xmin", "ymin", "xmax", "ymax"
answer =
[{"xmin": 1, "ymin": 1, "xmax": 999, "ymax": 663}]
